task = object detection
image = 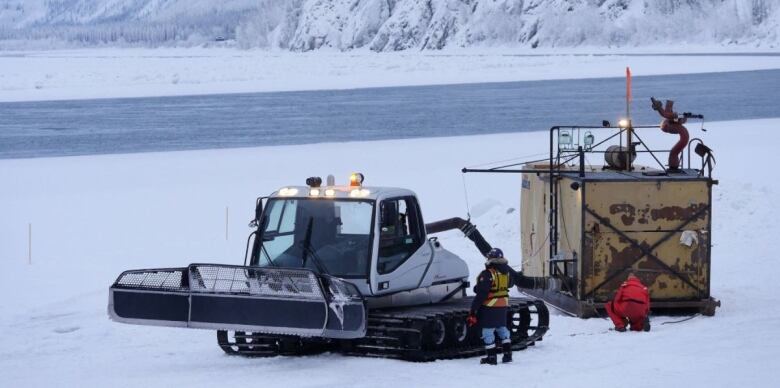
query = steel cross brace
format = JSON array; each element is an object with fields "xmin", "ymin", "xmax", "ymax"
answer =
[{"xmin": 583, "ymin": 204, "xmax": 710, "ymax": 298}]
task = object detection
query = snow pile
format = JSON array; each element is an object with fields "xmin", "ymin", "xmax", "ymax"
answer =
[
  {"xmin": 1, "ymin": 118, "xmax": 779, "ymax": 386},
  {"xmin": 1, "ymin": 0, "xmax": 778, "ymax": 50}
]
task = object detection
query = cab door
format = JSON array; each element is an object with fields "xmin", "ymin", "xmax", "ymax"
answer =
[{"xmin": 370, "ymin": 196, "xmax": 433, "ymax": 295}]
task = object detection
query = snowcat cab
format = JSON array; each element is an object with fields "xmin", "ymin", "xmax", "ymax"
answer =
[{"xmin": 248, "ymin": 178, "xmax": 471, "ymax": 307}]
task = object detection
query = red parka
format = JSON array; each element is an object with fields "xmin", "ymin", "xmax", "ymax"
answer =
[{"xmin": 605, "ymin": 275, "xmax": 650, "ymax": 331}]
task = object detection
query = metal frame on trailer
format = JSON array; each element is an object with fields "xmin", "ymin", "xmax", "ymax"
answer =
[{"xmin": 463, "ymin": 123, "xmax": 720, "ymax": 316}]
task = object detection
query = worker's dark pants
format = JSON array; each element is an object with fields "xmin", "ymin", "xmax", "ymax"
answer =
[{"xmin": 605, "ymin": 300, "xmax": 647, "ymax": 331}]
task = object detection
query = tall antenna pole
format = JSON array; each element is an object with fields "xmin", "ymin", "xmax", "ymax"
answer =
[
  {"xmin": 625, "ymin": 67, "xmax": 633, "ymax": 171},
  {"xmin": 626, "ymin": 66, "xmax": 632, "ymax": 120}
]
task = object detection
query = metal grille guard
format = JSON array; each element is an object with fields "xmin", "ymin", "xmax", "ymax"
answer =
[{"xmin": 108, "ymin": 264, "xmax": 367, "ymax": 339}]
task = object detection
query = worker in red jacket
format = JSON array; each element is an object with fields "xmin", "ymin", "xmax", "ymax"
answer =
[{"xmin": 605, "ymin": 273, "xmax": 651, "ymax": 332}]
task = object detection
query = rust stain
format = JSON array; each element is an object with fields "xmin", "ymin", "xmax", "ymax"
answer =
[
  {"xmin": 606, "ymin": 242, "xmax": 644, "ymax": 280},
  {"xmin": 609, "ymin": 204, "xmax": 636, "ymax": 226},
  {"xmin": 670, "ymin": 258, "xmax": 681, "ymax": 273},
  {"xmin": 636, "ymin": 258, "xmax": 663, "ymax": 287},
  {"xmin": 591, "ymin": 233, "xmax": 603, "ymax": 276},
  {"xmin": 650, "ymin": 203, "xmax": 708, "ymax": 222},
  {"xmin": 637, "ymin": 206, "xmax": 651, "ymax": 224}
]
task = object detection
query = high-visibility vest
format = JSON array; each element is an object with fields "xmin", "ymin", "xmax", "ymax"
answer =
[{"xmin": 483, "ymin": 268, "xmax": 509, "ymax": 307}]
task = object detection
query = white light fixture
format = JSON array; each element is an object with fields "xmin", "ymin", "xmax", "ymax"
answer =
[
  {"xmin": 325, "ymin": 189, "xmax": 336, "ymax": 197},
  {"xmin": 618, "ymin": 119, "xmax": 630, "ymax": 128},
  {"xmin": 309, "ymin": 188, "xmax": 321, "ymax": 197},
  {"xmin": 349, "ymin": 188, "xmax": 371, "ymax": 198},
  {"xmin": 278, "ymin": 187, "xmax": 298, "ymax": 197},
  {"xmin": 583, "ymin": 131, "xmax": 595, "ymax": 150},
  {"xmin": 558, "ymin": 130, "xmax": 572, "ymax": 148}
]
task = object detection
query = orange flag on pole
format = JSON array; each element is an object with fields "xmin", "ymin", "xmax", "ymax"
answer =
[{"xmin": 626, "ymin": 67, "xmax": 632, "ymax": 102}]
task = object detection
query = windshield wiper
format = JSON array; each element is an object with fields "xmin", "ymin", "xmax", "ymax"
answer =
[
  {"xmin": 260, "ymin": 245, "xmax": 277, "ymax": 267},
  {"xmin": 301, "ymin": 217, "xmax": 329, "ymax": 274}
]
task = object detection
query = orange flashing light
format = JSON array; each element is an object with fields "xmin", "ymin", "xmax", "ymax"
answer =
[{"xmin": 349, "ymin": 173, "xmax": 364, "ymax": 187}]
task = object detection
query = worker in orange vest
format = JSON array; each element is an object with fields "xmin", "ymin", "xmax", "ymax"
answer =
[
  {"xmin": 605, "ymin": 273, "xmax": 651, "ymax": 332},
  {"xmin": 467, "ymin": 248, "xmax": 515, "ymax": 365}
]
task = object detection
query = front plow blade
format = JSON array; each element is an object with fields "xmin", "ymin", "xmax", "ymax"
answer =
[{"xmin": 109, "ymin": 264, "xmax": 366, "ymax": 339}]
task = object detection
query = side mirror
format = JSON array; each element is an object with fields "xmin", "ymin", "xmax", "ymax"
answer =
[{"xmin": 252, "ymin": 198, "xmax": 264, "ymax": 227}]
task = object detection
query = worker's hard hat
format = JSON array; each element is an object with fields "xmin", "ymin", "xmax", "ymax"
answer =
[{"xmin": 487, "ymin": 248, "xmax": 504, "ymax": 259}]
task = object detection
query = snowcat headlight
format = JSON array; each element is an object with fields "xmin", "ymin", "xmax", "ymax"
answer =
[
  {"xmin": 618, "ymin": 119, "xmax": 630, "ymax": 128},
  {"xmin": 278, "ymin": 187, "xmax": 298, "ymax": 197},
  {"xmin": 349, "ymin": 173, "xmax": 364, "ymax": 187},
  {"xmin": 325, "ymin": 189, "xmax": 336, "ymax": 197},
  {"xmin": 349, "ymin": 188, "xmax": 370, "ymax": 198},
  {"xmin": 309, "ymin": 188, "xmax": 321, "ymax": 197}
]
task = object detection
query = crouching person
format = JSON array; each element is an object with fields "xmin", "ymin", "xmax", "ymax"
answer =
[
  {"xmin": 467, "ymin": 248, "xmax": 515, "ymax": 365},
  {"xmin": 605, "ymin": 273, "xmax": 651, "ymax": 332}
]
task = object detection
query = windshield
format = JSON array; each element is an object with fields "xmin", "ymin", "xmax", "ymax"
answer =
[{"xmin": 257, "ymin": 198, "xmax": 374, "ymax": 277}]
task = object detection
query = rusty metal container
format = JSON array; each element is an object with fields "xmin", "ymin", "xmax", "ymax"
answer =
[{"xmin": 520, "ymin": 163, "xmax": 719, "ymax": 317}]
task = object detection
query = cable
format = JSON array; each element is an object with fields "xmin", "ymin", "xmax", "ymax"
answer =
[
  {"xmin": 529, "ymin": 233, "xmax": 550, "ymax": 258},
  {"xmin": 461, "ymin": 172, "xmax": 472, "ymax": 219},
  {"xmin": 558, "ymin": 181, "xmax": 573, "ymax": 250},
  {"xmin": 465, "ymin": 151, "xmax": 549, "ymax": 169},
  {"xmin": 659, "ymin": 313, "xmax": 701, "ymax": 325},
  {"xmin": 509, "ymin": 232, "xmax": 550, "ymax": 273}
]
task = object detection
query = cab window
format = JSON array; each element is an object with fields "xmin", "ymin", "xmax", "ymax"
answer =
[
  {"xmin": 377, "ymin": 197, "xmax": 424, "ymax": 274},
  {"xmin": 258, "ymin": 198, "xmax": 373, "ymax": 278}
]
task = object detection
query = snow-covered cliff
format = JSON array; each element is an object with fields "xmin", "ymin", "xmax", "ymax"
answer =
[{"xmin": 1, "ymin": 0, "xmax": 777, "ymax": 50}]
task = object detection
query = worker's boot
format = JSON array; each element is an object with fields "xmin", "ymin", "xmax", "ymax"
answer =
[
  {"xmin": 643, "ymin": 316, "xmax": 651, "ymax": 332},
  {"xmin": 480, "ymin": 346, "xmax": 498, "ymax": 365},
  {"xmin": 501, "ymin": 342, "xmax": 513, "ymax": 363},
  {"xmin": 616, "ymin": 317, "xmax": 628, "ymax": 332}
]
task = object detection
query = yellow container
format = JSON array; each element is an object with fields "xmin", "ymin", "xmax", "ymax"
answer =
[{"xmin": 520, "ymin": 163, "xmax": 719, "ymax": 317}]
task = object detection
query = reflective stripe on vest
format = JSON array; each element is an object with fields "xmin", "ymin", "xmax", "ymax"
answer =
[{"xmin": 483, "ymin": 268, "xmax": 509, "ymax": 307}]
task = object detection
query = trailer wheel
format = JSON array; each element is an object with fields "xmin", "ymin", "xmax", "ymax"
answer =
[
  {"xmin": 448, "ymin": 317, "xmax": 469, "ymax": 346},
  {"xmin": 431, "ymin": 318, "xmax": 447, "ymax": 348}
]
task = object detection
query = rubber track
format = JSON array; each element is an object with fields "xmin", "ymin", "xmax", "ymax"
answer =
[
  {"xmin": 217, "ymin": 297, "xmax": 549, "ymax": 362},
  {"xmin": 345, "ymin": 297, "xmax": 549, "ymax": 361}
]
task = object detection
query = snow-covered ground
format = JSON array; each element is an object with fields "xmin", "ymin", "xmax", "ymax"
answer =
[
  {"xmin": 2, "ymin": 48, "xmax": 780, "ymax": 102},
  {"xmin": 1, "ymin": 118, "xmax": 778, "ymax": 387}
]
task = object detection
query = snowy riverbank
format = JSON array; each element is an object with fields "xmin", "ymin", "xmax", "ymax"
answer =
[
  {"xmin": 2, "ymin": 48, "xmax": 780, "ymax": 102},
  {"xmin": 1, "ymin": 118, "xmax": 779, "ymax": 387}
]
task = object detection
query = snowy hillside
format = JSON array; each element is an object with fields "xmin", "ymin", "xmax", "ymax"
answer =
[
  {"xmin": 1, "ymin": 0, "xmax": 778, "ymax": 50},
  {"xmin": 1, "ymin": 119, "xmax": 779, "ymax": 386}
]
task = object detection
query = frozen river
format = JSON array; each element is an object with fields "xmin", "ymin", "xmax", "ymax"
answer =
[{"xmin": 1, "ymin": 68, "xmax": 778, "ymax": 159}]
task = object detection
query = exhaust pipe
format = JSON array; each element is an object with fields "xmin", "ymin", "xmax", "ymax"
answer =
[
  {"xmin": 426, "ymin": 217, "xmax": 556, "ymax": 292},
  {"xmin": 425, "ymin": 217, "xmax": 492, "ymax": 256}
]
